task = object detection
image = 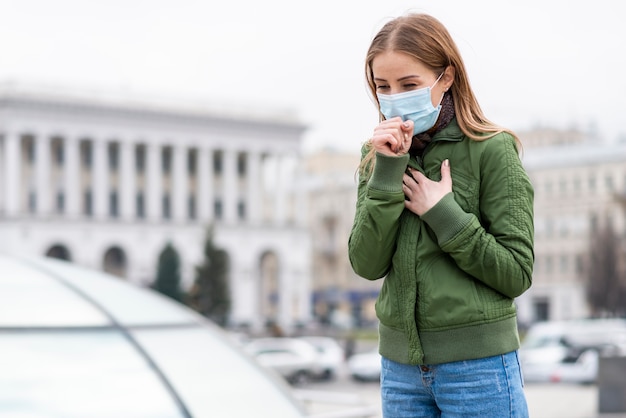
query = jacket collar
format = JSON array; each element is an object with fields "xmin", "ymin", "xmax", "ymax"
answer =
[{"xmin": 432, "ymin": 118, "xmax": 464, "ymax": 142}]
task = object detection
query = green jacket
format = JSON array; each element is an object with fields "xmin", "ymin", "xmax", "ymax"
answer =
[{"xmin": 348, "ymin": 119, "xmax": 534, "ymax": 365}]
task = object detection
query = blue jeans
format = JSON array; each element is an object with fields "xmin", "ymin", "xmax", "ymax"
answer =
[{"xmin": 381, "ymin": 351, "xmax": 528, "ymax": 418}]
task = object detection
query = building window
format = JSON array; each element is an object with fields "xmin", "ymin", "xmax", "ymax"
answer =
[
  {"xmin": 589, "ymin": 214, "xmax": 598, "ymax": 234},
  {"xmin": 214, "ymin": 199, "xmax": 223, "ymax": 220},
  {"xmin": 237, "ymin": 200, "xmax": 245, "ymax": 220},
  {"xmin": 576, "ymin": 254, "xmax": 584, "ymax": 275},
  {"xmin": 162, "ymin": 148, "xmax": 172, "ymax": 174},
  {"xmin": 546, "ymin": 218, "xmax": 554, "ymax": 237},
  {"xmin": 237, "ymin": 153, "xmax": 246, "ymax": 177},
  {"xmin": 25, "ymin": 137, "xmax": 35, "ymax": 164},
  {"xmin": 109, "ymin": 191, "xmax": 119, "ymax": 218},
  {"xmin": 136, "ymin": 146, "xmax": 146, "ymax": 173},
  {"xmin": 108, "ymin": 144, "xmax": 119, "ymax": 171},
  {"xmin": 559, "ymin": 178, "xmax": 567, "ymax": 195},
  {"xmin": 55, "ymin": 143, "xmax": 64, "ymax": 166},
  {"xmin": 560, "ymin": 255, "xmax": 568, "ymax": 273},
  {"xmin": 56, "ymin": 191, "xmax": 65, "ymax": 213},
  {"xmin": 606, "ymin": 174, "xmax": 614, "ymax": 191},
  {"xmin": 533, "ymin": 297, "xmax": 550, "ymax": 322},
  {"xmin": 188, "ymin": 150, "xmax": 197, "ymax": 176},
  {"xmin": 545, "ymin": 180, "xmax": 552, "ymax": 195},
  {"xmin": 162, "ymin": 194, "xmax": 171, "ymax": 219},
  {"xmin": 188, "ymin": 195, "xmax": 196, "ymax": 220},
  {"xmin": 545, "ymin": 255, "xmax": 553, "ymax": 274},
  {"xmin": 213, "ymin": 151, "xmax": 223, "ymax": 175},
  {"xmin": 136, "ymin": 192, "xmax": 145, "ymax": 219},
  {"xmin": 84, "ymin": 190, "xmax": 93, "ymax": 216},
  {"xmin": 81, "ymin": 141, "xmax": 92, "ymax": 168},
  {"xmin": 589, "ymin": 176, "xmax": 596, "ymax": 193},
  {"xmin": 28, "ymin": 191, "xmax": 36, "ymax": 213}
]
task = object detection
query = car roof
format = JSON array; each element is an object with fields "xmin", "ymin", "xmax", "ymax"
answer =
[{"xmin": 0, "ymin": 253, "xmax": 307, "ymax": 418}]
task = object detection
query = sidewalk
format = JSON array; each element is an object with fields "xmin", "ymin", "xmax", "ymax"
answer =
[
  {"xmin": 525, "ymin": 383, "xmax": 597, "ymax": 418},
  {"xmin": 526, "ymin": 383, "xmax": 626, "ymax": 418}
]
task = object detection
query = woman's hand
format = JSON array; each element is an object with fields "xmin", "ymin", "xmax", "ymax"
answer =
[
  {"xmin": 371, "ymin": 117, "xmax": 414, "ymax": 156},
  {"xmin": 403, "ymin": 159, "xmax": 452, "ymax": 216}
]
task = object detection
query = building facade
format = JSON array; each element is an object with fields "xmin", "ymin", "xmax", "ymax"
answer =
[
  {"xmin": 0, "ymin": 84, "xmax": 312, "ymax": 332},
  {"xmin": 304, "ymin": 149, "xmax": 381, "ymax": 329},
  {"xmin": 517, "ymin": 128, "xmax": 626, "ymax": 325},
  {"xmin": 307, "ymin": 128, "xmax": 626, "ymax": 329}
]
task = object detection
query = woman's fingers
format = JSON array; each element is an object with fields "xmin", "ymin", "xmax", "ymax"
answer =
[{"xmin": 372, "ymin": 117, "xmax": 412, "ymax": 155}]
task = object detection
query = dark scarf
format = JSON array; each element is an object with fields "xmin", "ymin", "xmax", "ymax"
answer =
[{"xmin": 409, "ymin": 92, "xmax": 455, "ymax": 158}]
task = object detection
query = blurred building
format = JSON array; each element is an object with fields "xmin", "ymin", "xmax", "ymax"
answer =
[
  {"xmin": 517, "ymin": 127, "xmax": 626, "ymax": 324},
  {"xmin": 305, "ymin": 127, "xmax": 626, "ymax": 330},
  {"xmin": 304, "ymin": 149, "xmax": 381, "ymax": 329},
  {"xmin": 0, "ymin": 83, "xmax": 312, "ymax": 332}
]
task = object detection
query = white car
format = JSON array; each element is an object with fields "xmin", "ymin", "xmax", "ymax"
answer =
[
  {"xmin": 244, "ymin": 338, "xmax": 321, "ymax": 385},
  {"xmin": 519, "ymin": 319, "xmax": 626, "ymax": 384},
  {"xmin": 0, "ymin": 254, "xmax": 307, "ymax": 418},
  {"xmin": 347, "ymin": 349, "xmax": 381, "ymax": 382},
  {"xmin": 299, "ymin": 336, "xmax": 345, "ymax": 380}
]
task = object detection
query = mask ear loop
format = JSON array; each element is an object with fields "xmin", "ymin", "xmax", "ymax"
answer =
[{"xmin": 432, "ymin": 71, "xmax": 446, "ymax": 106}]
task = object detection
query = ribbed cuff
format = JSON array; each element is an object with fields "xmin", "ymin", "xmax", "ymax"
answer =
[
  {"xmin": 420, "ymin": 192, "xmax": 473, "ymax": 244},
  {"xmin": 367, "ymin": 152, "xmax": 409, "ymax": 193}
]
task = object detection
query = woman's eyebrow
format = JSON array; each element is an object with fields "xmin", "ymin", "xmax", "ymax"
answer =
[{"xmin": 373, "ymin": 75, "xmax": 421, "ymax": 82}]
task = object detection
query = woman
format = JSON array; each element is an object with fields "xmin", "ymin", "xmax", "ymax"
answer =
[{"xmin": 348, "ymin": 13, "xmax": 534, "ymax": 417}]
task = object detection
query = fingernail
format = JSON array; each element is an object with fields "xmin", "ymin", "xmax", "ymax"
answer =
[
  {"xmin": 403, "ymin": 121, "xmax": 410, "ymax": 128},
  {"xmin": 444, "ymin": 159, "xmax": 449, "ymax": 166}
]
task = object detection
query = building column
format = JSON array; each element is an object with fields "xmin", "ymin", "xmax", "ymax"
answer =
[
  {"xmin": 3, "ymin": 132, "xmax": 20, "ymax": 216},
  {"xmin": 63, "ymin": 136, "xmax": 80, "ymax": 218},
  {"xmin": 172, "ymin": 144, "xmax": 187, "ymax": 222},
  {"xmin": 119, "ymin": 140, "xmax": 135, "ymax": 220},
  {"xmin": 222, "ymin": 148, "xmax": 237, "ymax": 224},
  {"xmin": 292, "ymin": 162, "xmax": 308, "ymax": 227},
  {"xmin": 277, "ymin": 258, "xmax": 293, "ymax": 334},
  {"xmin": 197, "ymin": 147, "xmax": 214, "ymax": 223},
  {"xmin": 146, "ymin": 142, "xmax": 162, "ymax": 221},
  {"xmin": 92, "ymin": 139, "xmax": 108, "ymax": 219},
  {"xmin": 246, "ymin": 151, "xmax": 262, "ymax": 224},
  {"xmin": 273, "ymin": 155, "xmax": 286, "ymax": 225},
  {"xmin": 34, "ymin": 133, "xmax": 51, "ymax": 216}
]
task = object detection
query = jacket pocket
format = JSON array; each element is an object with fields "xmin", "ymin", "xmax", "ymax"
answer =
[
  {"xmin": 417, "ymin": 253, "xmax": 485, "ymax": 329},
  {"xmin": 375, "ymin": 276, "xmax": 405, "ymax": 330}
]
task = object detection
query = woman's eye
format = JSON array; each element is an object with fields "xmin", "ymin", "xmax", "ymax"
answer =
[
  {"xmin": 403, "ymin": 83, "xmax": 418, "ymax": 89},
  {"xmin": 376, "ymin": 85, "xmax": 389, "ymax": 91}
]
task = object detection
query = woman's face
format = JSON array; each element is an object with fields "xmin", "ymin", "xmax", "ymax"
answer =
[{"xmin": 372, "ymin": 50, "xmax": 450, "ymax": 107}]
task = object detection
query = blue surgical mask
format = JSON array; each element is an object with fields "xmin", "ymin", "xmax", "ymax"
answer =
[{"xmin": 377, "ymin": 72, "xmax": 445, "ymax": 136}]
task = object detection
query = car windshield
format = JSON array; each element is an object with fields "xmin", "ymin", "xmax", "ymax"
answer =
[{"xmin": 0, "ymin": 255, "xmax": 306, "ymax": 418}]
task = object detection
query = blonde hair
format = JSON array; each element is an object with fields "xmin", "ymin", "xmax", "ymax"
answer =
[{"xmin": 359, "ymin": 13, "xmax": 520, "ymax": 177}]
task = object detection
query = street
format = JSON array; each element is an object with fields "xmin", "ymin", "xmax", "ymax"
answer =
[{"xmin": 295, "ymin": 368, "xmax": 614, "ymax": 418}]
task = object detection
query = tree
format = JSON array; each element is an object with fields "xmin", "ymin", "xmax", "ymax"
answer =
[
  {"xmin": 586, "ymin": 222, "xmax": 626, "ymax": 317},
  {"xmin": 153, "ymin": 242, "xmax": 182, "ymax": 302},
  {"xmin": 188, "ymin": 226, "xmax": 231, "ymax": 326}
]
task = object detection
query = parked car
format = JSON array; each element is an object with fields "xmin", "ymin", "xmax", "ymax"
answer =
[
  {"xmin": 244, "ymin": 337, "xmax": 321, "ymax": 385},
  {"xmin": 299, "ymin": 336, "xmax": 345, "ymax": 380},
  {"xmin": 347, "ymin": 349, "xmax": 381, "ymax": 382},
  {"xmin": 519, "ymin": 319, "xmax": 626, "ymax": 384},
  {"xmin": 0, "ymin": 254, "xmax": 307, "ymax": 417}
]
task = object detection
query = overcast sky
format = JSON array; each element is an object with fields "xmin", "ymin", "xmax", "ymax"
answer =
[{"xmin": 0, "ymin": 0, "xmax": 624, "ymax": 154}]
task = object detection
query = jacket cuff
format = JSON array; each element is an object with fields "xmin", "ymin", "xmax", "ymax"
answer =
[
  {"xmin": 420, "ymin": 192, "xmax": 473, "ymax": 244},
  {"xmin": 367, "ymin": 152, "xmax": 409, "ymax": 193}
]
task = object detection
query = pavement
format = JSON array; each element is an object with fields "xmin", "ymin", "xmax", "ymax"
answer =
[{"xmin": 300, "ymin": 377, "xmax": 626, "ymax": 418}]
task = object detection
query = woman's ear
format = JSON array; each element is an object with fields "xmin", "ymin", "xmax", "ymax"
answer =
[{"xmin": 444, "ymin": 65, "xmax": 456, "ymax": 91}]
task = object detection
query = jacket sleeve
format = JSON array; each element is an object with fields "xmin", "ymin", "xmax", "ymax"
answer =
[
  {"xmin": 420, "ymin": 134, "xmax": 534, "ymax": 298},
  {"xmin": 348, "ymin": 148, "xmax": 409, "ymax": 280}
]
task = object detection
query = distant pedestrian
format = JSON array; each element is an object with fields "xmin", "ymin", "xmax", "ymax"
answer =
[{"xmin": 349, "ymin": 12, "xmax": 534, "ymax": 418}]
